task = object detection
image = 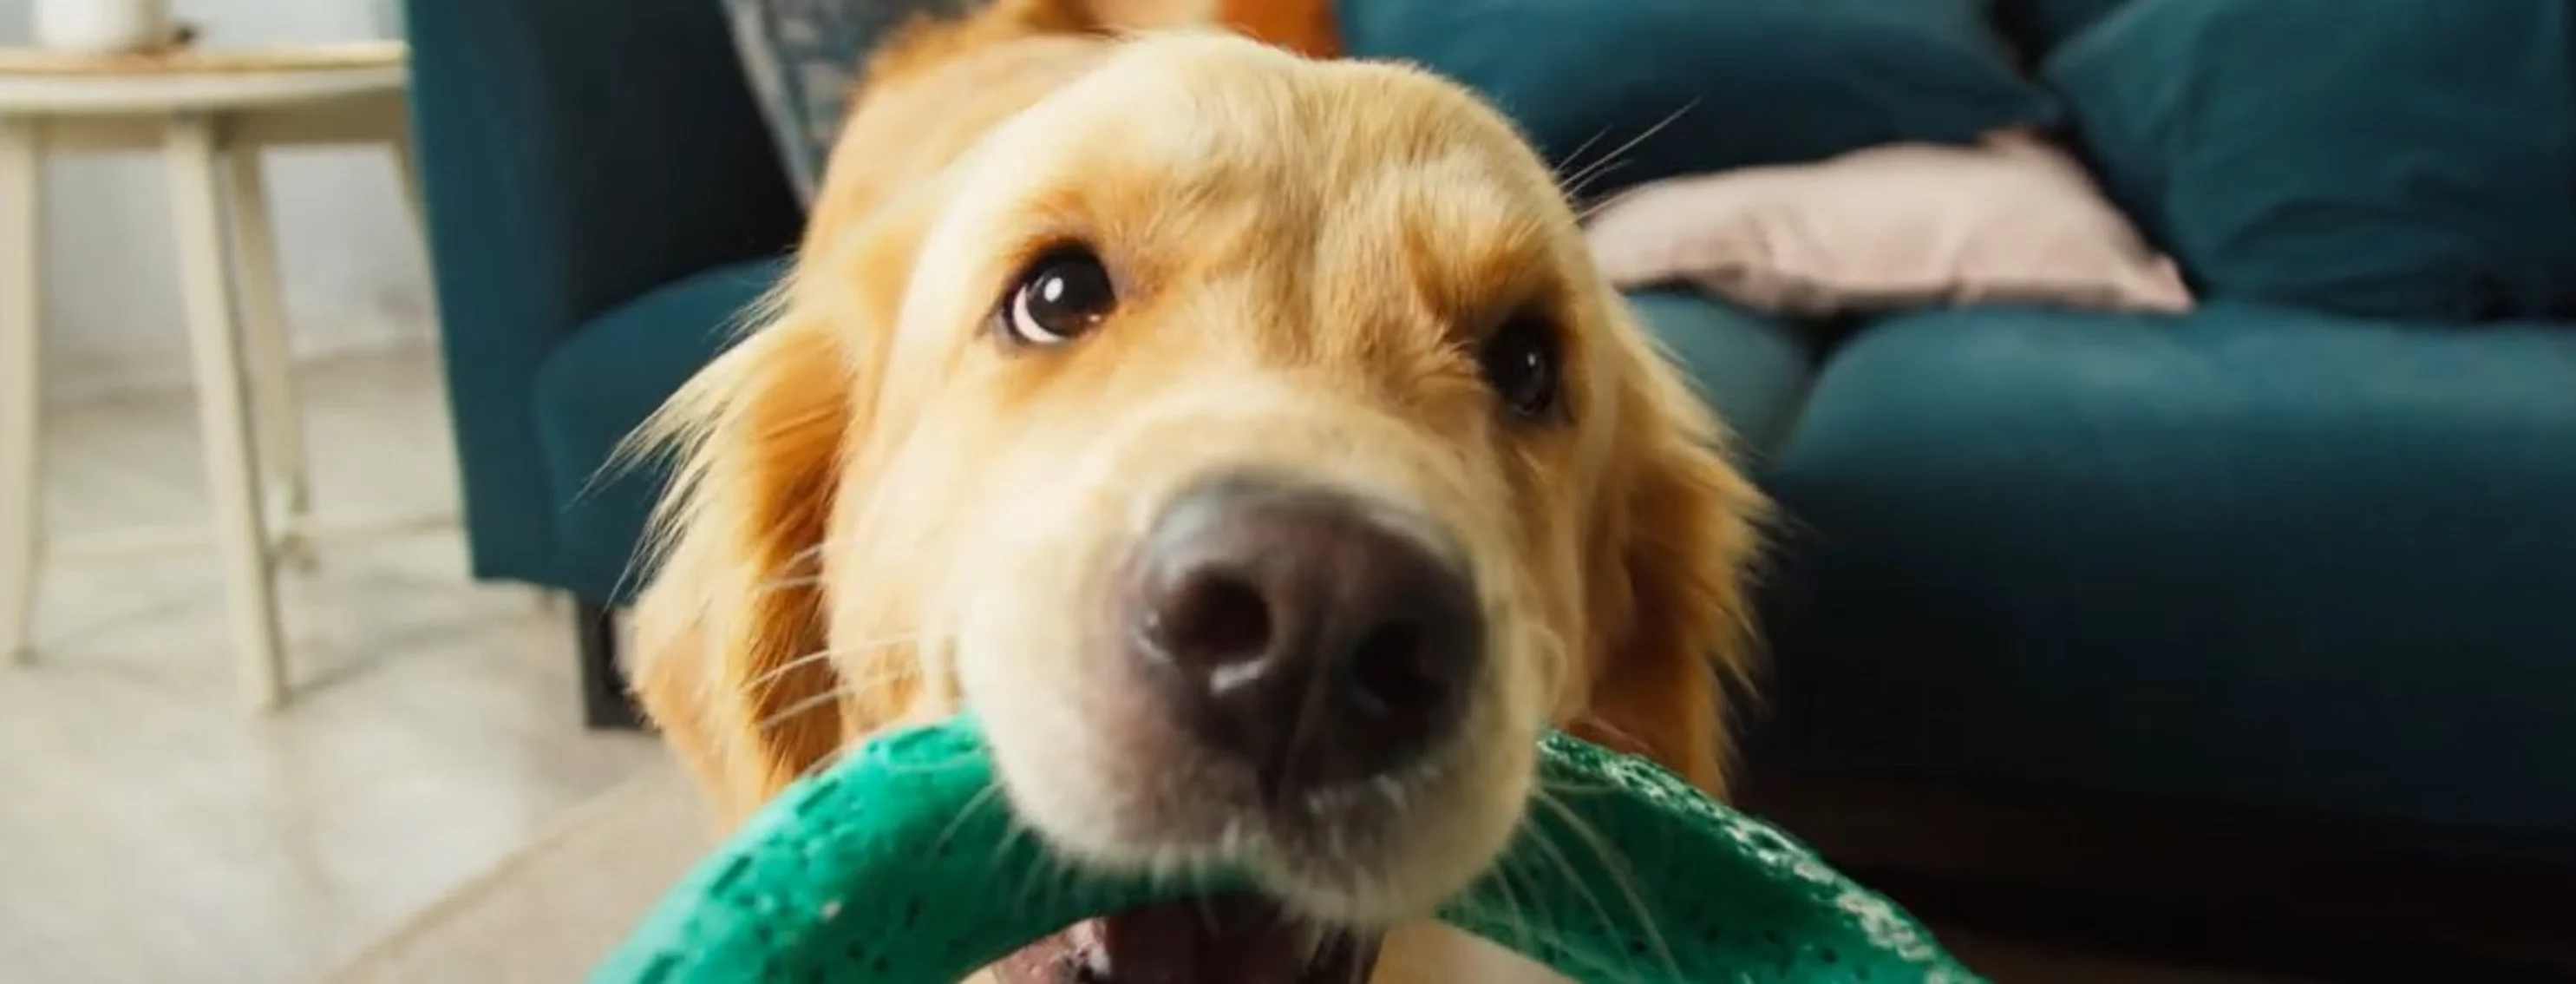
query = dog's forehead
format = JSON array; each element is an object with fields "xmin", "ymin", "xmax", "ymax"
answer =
[
  {"xmin": 954, "ymin": 35, "xmax": 1572, "ymax": 310},
  {"xmin": 998, "ymin": 34, "xmax": 1549, "ymax": 207}
]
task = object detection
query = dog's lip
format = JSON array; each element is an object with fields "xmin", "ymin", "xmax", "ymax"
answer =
[{"xmin": 990, "ymin": 895, "xmax": 1377, "ymax": 984}]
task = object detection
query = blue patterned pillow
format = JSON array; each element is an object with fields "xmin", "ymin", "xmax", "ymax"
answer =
[{"xmin": 722, "ymin": 0, "xmax": 974, "ymax": 203}]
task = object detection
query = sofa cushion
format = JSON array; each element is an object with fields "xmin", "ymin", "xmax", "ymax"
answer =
[
  {"xmin": 1624, "ymin": 289, "xmax": 1818, "ymax": 461},
  {"xmin": 1337, "ymin": 0, "xmax": 2056, "ymax": 200},
  {"xmin": 2045, "ymin": 0, "xmax": 2576, "ymax": 322},
  {"xmin": 533, "ymin": 259, "xmax": 786, "ymax": 602},
  {"xmin": 1755, "ymin": 303, "xmax": 2576, "ymax": 843}
]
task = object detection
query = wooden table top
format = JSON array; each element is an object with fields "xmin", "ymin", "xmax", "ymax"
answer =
[{"xmin": 0, "ymin": 41, "xmax": 403, "ymax": 78}]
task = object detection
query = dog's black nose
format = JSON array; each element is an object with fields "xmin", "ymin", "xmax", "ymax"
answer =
[{"xmin": 1125, "ymin": 476, "xmax": 1481, "ymax": 799}]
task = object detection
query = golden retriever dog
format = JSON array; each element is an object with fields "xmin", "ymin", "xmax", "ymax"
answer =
[{"xmin": 626, "ymin": 0, "xmax": 1765, "ymax": 980}]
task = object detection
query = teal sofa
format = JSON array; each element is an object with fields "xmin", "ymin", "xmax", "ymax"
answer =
[
  {"xmin": 408, "ymin": 0, "xmax": 2576, "ymax": 961},
  {"xmin": 404, "ymin": 0, "xmax": 797, "ymax": 724},
  {"xmin": 1735, "ymin": 0, "xmax": 2576, "ymax": 856}
]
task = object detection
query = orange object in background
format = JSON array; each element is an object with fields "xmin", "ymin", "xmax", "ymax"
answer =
[
  {"xmin": 1089, "ymin": 0, "xmax": 1340, "ymax": 58},
  {"xmin": 1216, "ymin": 0, "xmax": 1339, "ymax": 57}
]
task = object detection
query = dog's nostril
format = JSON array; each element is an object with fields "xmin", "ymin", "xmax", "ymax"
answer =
[
  {"xmin": 1346, "ymin": 620, "xmax": 1437, "ymax": 716},
  {"xmin": 1146, "ymin": 571, "xmax": 1272, "ymax": 671}
]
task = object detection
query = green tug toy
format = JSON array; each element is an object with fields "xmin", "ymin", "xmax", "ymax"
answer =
[{"xmin": 596, "ymin": 718, "xmax": 1983, "ymax": 982}]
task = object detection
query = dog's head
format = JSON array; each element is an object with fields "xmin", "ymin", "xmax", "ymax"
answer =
[{"xmin": 631, "ymin": 30, "xmax": 1763, "ymax": 975}]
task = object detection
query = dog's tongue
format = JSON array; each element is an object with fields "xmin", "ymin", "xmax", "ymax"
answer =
[{"xmin": 992, "ymin": 895, "xmax": 1376, "ymax": 984}]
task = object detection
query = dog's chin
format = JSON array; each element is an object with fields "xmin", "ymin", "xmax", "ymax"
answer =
[
  {"xmin": 989, "ymin": 729, "xmax": 1519, "ymax": 910},
  {"xmin": 973, "ymin": 752, "xmax": 1527, "ymax": 984}
]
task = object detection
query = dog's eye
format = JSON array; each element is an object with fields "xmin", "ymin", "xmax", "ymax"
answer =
[
  {"xmin": 1477, "ymin": 315, "xmax": 1563, "ymax": 421},
  {"xmin": 1002, "ymin": 247, "xmax": 1117, "ymax": 346}
]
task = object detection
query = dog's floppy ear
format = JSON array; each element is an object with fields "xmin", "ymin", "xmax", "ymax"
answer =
[
  {"xmin": 626, "ymin": 305, "xmax": 857, "ymax": 824},
  {"xmin": 1571, "ymin": 320, "xmax": 1769, "ymax": 797},
  {"xmin": 625, "ymin": 0, "xmax": 1135, "ymax": 827},
  {"xmin": 625, "ymin": 200, "xmax": 937, "ymax": 824}
]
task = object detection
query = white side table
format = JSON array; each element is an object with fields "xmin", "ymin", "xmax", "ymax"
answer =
[{"xmin": 0, "ymin": 42, "xmax": 444, "ymax": 712}]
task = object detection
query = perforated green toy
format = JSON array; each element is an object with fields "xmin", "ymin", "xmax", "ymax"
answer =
[{"xmin": 596, "ymin": 718, "xmax": 1983, "ymax": 982}]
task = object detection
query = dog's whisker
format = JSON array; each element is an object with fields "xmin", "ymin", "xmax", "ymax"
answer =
[
  {"xmin": 747, "ymin": 661, "xmax": 918, "ymax": 711},
  {"xmin": 1005, "ymin": 820, "xmax": 1076, "ymax": 917},
  {"xmin": 1563, "ymin": 158, "xmax": 1632, "ymax": 201},
  {"xmin": 745, "ymin": 572, "xmax": 827, "ymax": 593},
  {"xmin": 1561, "ymin": 111, "xmax": 1695, "ymax": 224},
  {"xmin": 754, "ymin": 672, "xmax": 942, "ymax": 740},
  {"xmin": 781, "ymin": 537, "xmax": 831, "ymax": 567},
  {"xmin": 763, "ymin": 539, "xmax": 829, "ymax": 577},
  {"xmin": 1520, "ymin": 791, "xmax": 1625, "ymax": 944},
  {"xmin": 1530, "ymin": 788, "xmax": 1682, "ymax": 981},
  {"xmin": 729, "ymin": 541, "xmax": 839, "ymax": 598},
  {"xmin": 736, "ymin": 632, "xmax": 956, "ymax": 728},
  {"xmin": 738, "ymin": 633, "xmax": 939, "ymax": 693},
  {"xmin": 1559, "ymin": 100, "xmax": 1697, "ymax": 200},
  {"xmin": 1552, "ymin": 123, "xmax": 1622, "ymax": 184},
  {"xmin": 750, "ymin": 686, "xmax": 857, "ymax": 738},
  {"xmin": 736, "ymin": 648, "xmax": 840, "ymax": 696},
  {"xmin": 1576, "ymin": 189, "xmax": 1643, "ymax": 223},
  {"xmin": 1485, "ymin": 847, "xmax": 1535, "ymax": 944},
  {"xmin": 987, "ymin": 810, "xmax": 1043, "ymax": 886},
  {"xmin": 1035, "ymin": 845, "xmax": 1072, "ymax": 933}
]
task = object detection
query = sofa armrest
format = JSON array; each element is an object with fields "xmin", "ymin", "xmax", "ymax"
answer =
[{"xmin": 403, "ymin": 0, "xmax": 803, "ymax": 587}]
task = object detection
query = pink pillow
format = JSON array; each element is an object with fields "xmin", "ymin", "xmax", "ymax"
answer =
[{"xmin": 1584, "ymin": 130, "xmax": 2193, "ymax": 317}]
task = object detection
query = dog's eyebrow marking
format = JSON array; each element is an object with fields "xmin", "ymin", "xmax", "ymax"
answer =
[{"xmin": 1348, "ymin": 150, "xmax": 1560, "ymax": 335}]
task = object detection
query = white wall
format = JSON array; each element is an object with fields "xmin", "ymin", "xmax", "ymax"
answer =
[{"xmin": 3, "ymin": 0, "xmax": 430, "ymax": 403}]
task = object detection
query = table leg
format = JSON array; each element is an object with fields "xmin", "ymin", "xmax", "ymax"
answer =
[
  {"xmin": 220, "ymin": 141, "xmax": 316, "ymax": 570},
  {"xmin": 166, "ymin": 115, "xmax": 288, "ymax": 712},
  {"xmin": 385, "ymin": 125, "xmax": 424, "ymax": 237},
  {"xmin": 0, "ymin": 120, "xmax": 42, "ymax": 664}
]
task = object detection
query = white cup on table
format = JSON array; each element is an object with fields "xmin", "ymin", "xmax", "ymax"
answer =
[{"xmin": 32, "ymin": 0, "xmax": 176, "ymax": 55}]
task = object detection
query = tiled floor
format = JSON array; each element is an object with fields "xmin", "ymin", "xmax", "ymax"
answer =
[{"xmin": 0, "ymin": 347, "xmax": 664, "ymax": 984}]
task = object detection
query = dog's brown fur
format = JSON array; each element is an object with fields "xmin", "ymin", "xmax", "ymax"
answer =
[{"xmin": 626, "ymin": 0, "xmax": 1764, "ymax": 978}]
